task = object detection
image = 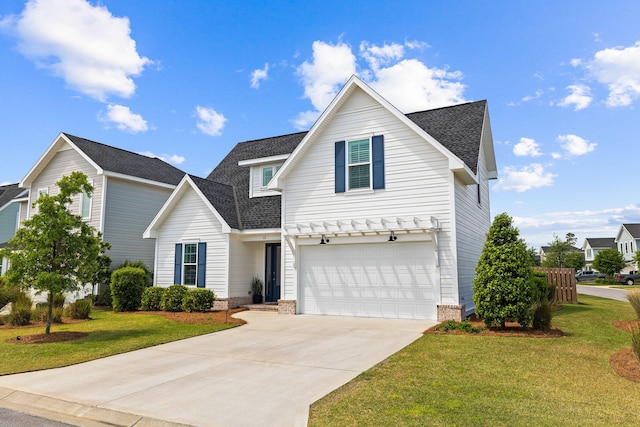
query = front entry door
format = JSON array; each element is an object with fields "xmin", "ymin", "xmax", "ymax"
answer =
[{"xmin": 265, "ymin": 243, "xmax": 281, "ymax": 303}]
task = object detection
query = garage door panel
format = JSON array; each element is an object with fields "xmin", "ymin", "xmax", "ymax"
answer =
[{"xmin": 300, "ymin": 241, "xmax": 437, "ymax": 320}]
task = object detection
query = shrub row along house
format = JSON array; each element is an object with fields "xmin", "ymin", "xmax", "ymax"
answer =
[{"xmin": 1, "ymin": 76, "xmax": 497, "ymax": 321}]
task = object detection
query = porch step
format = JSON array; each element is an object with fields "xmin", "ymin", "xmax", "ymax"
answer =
[{"xmin": 241, "ymin": 303, "xmax": 279, "ymax": 313}]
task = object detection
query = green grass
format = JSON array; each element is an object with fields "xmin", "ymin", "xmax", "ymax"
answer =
[
  {"xmin": 0, "ymin": 309, "xmax": 237, "ymax": 375},
  {"xmin": 309, "ymin": 295, "xmax": 640, "ymax": 427}
]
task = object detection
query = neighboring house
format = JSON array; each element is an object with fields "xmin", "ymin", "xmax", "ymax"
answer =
[
  {"xmin": 581, "ymin": 238, "xmax": 616, "ymax": 270},
  {"xmin": 538, "ymin": 245, "xmax": 581, "ymax": 265},
  {"xmin": 0, "ymin": 183, "xmax": 28, "ymax": 276},
  {"xmin": 615, "ymin": 224, "xmax": 640, "ymax": 272},
  {"xmin": 146, "ymin": 76, "xmax": 497, "ymax": 321},
  {"xmin": 18, "ymin": 133, "xmax": 185, "ymax": 281}
]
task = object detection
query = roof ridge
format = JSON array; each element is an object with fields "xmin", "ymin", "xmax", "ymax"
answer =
[
  {"xmin": 63, "ymin": 133, "xmax": 179, "ymax": 165},
  {"xmin": 405, "ymin": 99, "xmax": 487, "ymax": 116}
]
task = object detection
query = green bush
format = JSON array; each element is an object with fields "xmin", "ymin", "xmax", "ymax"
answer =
[
  {"xmin": 141, "ymin": 287, "xmax": 165, "ymax": 311},
  {"xmin": 67, "ymin": 298, "xmax": 92, "ymax": 319},
  {"xmin": 434, "ymin": 319, "xmax": 483, "ymax": 333},
  {"xmin": 161, "ymin": 285, "xmax": 188, "ymax": 312},
  {"xmin": 9, "ymin": 295, "xmax": 32, "ymax": 326},
  {"xmin": 182, "ymin": 288, "xmax": 216, "ymax": 313},
  {"xmin": 116, "ymin": 260, "xmax": 153, "ymax": 287},
  {"xmin": 110, "ymin": 267, "xmax": 147, "ymax": 312},
  {"xmin": 52, "ymin": 293, "xmax": 65, "ymax": 308},
  {"xmin": 0, "ymin": 284, "xmax": 22, "ymax": 309},
  {"xmin": 627, "ymin": 290, "xmax": 640, "ymax": 319},
  {"xmin": 532, "ymin": 301, "xmax": 553, "ymax": 331},
  {"xmin": 473, "ymin": 213, "xmax": 535, "ymax": 328},
  {"xmin": 94, "ymin": 287, "xmax": 112, "ymax": 308},
  {"xmin": 33, "ymin": 306, "xmax": 63, "ymax": 323},
  {"xmin": 531, "ymin": 271, "xmax": 552, "ymax": 303}
]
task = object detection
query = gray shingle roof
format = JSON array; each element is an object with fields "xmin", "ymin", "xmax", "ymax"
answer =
[
  {"xmin": 585, "ymin": 238, "xmax": 616, "ymax": 249},
  {"xmin": 205, "ymin": 101, "xmax": 487, "ymax": 230},
  {"xmin": 0, "ymin": 183, "xmax": 24, "ymax": 210},
  {"xmin": 623, "ymin": 224, "xmax": 640, "ymax": 238},
  {"xmin": 188, "ymin": 175, "xmax": 240, "ymax": 229},
  {"xmin": 406, "ymin": 100, "xmax": 486, "ymax": 174},
  {"xmin": 64, "ymin": 133, "xmax": 185, "ymax": 186}
]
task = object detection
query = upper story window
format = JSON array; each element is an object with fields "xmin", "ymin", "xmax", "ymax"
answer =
[
  {"xmin": 262, "ymin": 165, "xmax": 281, "ymax": 187},
  {"xmin": 348, "ymin": 139, "xmax": 371, "ymax": 190},
  {"xmin": 81, "ymin": 182, "xmax": 92, "ymax": 219},
  {"xmin": 335, "ymin": 135, "xmax": 384, "ymax": 193}
]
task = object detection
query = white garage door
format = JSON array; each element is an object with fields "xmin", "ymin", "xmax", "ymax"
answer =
[{"xmin": 299, "ymin": 241, "xmax": 437, "ymax": 320}]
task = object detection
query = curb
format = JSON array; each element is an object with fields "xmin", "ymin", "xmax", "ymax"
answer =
[{"xmin": 0, "ymin": 386, "xmax": 193, "ymax": 427}]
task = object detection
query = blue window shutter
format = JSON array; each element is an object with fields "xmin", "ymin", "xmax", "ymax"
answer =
[
  {"xmin": 372, "ymin": 135, "xmax": 385, "ymax": 189},
  {"xmin": 174, "ymin": 243, "xmax": 182, "ymax": 284},
  {"xmin": 197, "ymin": 242, "xmax": 207, "ymax": 288},
  {"xmin": 335, "ymin": 141, "xmax": 346, "ymax": 193}
]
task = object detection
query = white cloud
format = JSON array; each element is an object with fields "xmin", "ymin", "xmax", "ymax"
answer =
[
  {"xmin": 250, "ymin": 63, "xmax": 269, "ymax": 89},
  {"xmin": 493, "ymin": 164, "xmax": 555, "ymax": 193},
  {"xmin": 196, "ymin": 106, "xmax": 227, "ymax": 136},
  {"xmin": 557, "ymin": 134, "xmax": 596, "ymax": 157},
  {"xmin": 138, "ymin": 151, "xmax": 185, "ymax": 165},
  {"xmin": 297, "ymin": 40, "xmax": 357, "ymax": 113},
  {"xmin": 2, "ymin": 0, "xmax": 150, "ymax": 101},
  {"xmin": 558, "ymin": 84, "xmax": 592, "ymax": 110},
  {"xmin": 522, "ymin": 89, "xmax": 543, "ymax": 102},
  {"xmin": 293, "ymin": 39, "xmax": 466, "ymax": 129},
  {"xmin": 513, "ymin": 137, "xmax": 542, "ymax": 157},
  {"xmin": 584, "ymin": 41, "xmax": 640, "ymax": 107},
  {"xmin": 99, "ymin": 104, "xmax": 148, "ymax": 133}
]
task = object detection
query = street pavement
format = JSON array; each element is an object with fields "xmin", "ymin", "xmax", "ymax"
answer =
[{"xmin": 577, "ymin": 284, "xmax": 631, "ymax": 302}]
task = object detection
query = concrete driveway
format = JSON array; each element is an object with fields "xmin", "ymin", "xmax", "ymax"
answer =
[{"xmin": 0, "ymin": 311, "xmax": 435, "ymax": 427}]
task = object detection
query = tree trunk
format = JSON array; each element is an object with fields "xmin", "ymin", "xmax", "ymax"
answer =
[{"xmin": 46, "ymin": 292, "xmax": 53, "ymax": 334}]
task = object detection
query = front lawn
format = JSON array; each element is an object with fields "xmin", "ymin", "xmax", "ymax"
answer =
[
  {"xmin": 309, "ymin": 295, "xmax": 640, "ymax": 426},
  {"xmin": 0, "ymin": 309, "xmax": 240, "ymax": 375}
]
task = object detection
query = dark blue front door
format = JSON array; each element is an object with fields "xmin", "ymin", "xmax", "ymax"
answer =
[{"xmin": 265, "ymin": 243, "xmax": 281, "ymax": 303}]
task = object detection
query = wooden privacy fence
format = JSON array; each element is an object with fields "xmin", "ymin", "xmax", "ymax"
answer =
[{"xmin": 533, "ymin": 267, "xmax": 577, "ymax": 303}]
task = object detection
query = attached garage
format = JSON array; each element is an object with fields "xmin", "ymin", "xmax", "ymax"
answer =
[{"xmin": 299, "ymin": 240, "xmax": 437, "ymax": 320}]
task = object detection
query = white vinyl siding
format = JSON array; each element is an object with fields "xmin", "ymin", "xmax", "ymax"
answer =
[
  {"xmin": 228, "ymin": 236, "xmax": 264, "ymax": 298},
  {"xmin": 280, "ymin": 87, "xmax": 455, "ymax": 310},
  {"xmin": 102, "ymin": 178, "xmax": 173, "ymax": 270},
  {"xmin": 0, "ymin": 203, "xmax": 19, "ymax": 244},
  {"xmin": 250, "ymin": 163, "xmax": 283, "ymax": 198},
  {"xmin": 152, "ymin": 186, "xmax": 229, "ymax": 296}
]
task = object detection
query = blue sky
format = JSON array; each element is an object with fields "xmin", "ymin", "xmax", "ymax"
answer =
[{"xmin": 1, "ymin": 0, "xmax": 639, "ymax": 249}]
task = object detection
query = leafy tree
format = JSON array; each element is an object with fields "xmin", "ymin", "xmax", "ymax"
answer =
[
  {"xmin": 541, "ymin": 232, "xmax": 584, "ymax": 269},
  {"xmin": 0, "ymin": 172, "xmax": 108, "ymax": 334},
  {"xmin": 634, "ymin": 250, "xmax": 640, "ymax": 271},
  {"xmin": 527, "ymin": 246, "xmax": 541, "ymax": 266},
  {"xmin": 473, "ymin": 213, "xmax": 535, "ymax": 328},
  {"xmin": 593, "ymin": 248, "xmax": 626, "ymax": 279}
]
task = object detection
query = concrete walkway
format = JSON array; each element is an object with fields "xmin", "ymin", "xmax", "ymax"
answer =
[{"xmin": 0, "ymin": 312, "xmax": 435, "ymax": 427}]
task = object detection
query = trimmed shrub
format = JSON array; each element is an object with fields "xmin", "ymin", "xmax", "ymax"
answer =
[
  {"xmin": 161, "ymin": 285, "xmax": 188, "ymax": 312},
  {"xmin": 532, "ymin": 301, "xmax": 553, "ymax": 331},
  {"xmin": 182, "ymin": 288, "xmax": 216, "ymax": 313},
  {"xmin": 117, "ymin": 260, "xmax": 153, "ymax": 287},
  {"xmin": 473, "ymin": 213, "xmax": 535, "ymax": 328},
  {"xmin": 67, "ymin": 298, "xmax": 92, "ymax": 319},
  {"xmin": 434, "ymin": 319, "xmax": 484, "ymax": 334},
  {"xmin": 627, "ymin": 290, "xmax": 640, "ymax": 319},
  {"xmin": 9, "ymin": 295, "xmax": 32, "ymax": 326},
  {"xmin": 141, "ymin": 287, "xmax": 165, "ymax": 311},
  {"xmin": 110, "ymin": 267, "xmax": 147, "ymax": 312}
]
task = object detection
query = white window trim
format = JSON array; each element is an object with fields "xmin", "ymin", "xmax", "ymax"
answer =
[
  {"xmin": 347, "ymin": 138, "xmax": 372, "ymax": 191},
  {"xmin": 182, "ymin": 242, "xmax": 199, "ymax": 286}
]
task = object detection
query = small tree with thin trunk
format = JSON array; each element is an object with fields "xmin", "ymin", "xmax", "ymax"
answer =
[
  {"xmin": 0, "ymin": 172, "xmax": 109, "ymax": 334},
  {"xmin": 473, "ymin": 213, "xmax": 534, "ymax": 328},
  {"xmin": 593, "ymin": 248, "xmax": 626, "ymax": 280}
]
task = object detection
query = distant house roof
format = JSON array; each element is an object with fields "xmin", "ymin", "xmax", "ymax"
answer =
[
  {"xmin": 621, "ymin": 223, "xmax": 640, "ymax": 239},
  {"xmin": 0, "ymin": 183, "xmax": 25, "ymax": 211},
  {"xmin": 204, "ymin": 100, "xmax": 489, "ymax": 230},
  {"xmin": 63, "ymin": 134, "xmax": 186, "ymax": 186},
  {"xmin": 584, "ymin": 238, "xmax": 616, "ymax": 249}
]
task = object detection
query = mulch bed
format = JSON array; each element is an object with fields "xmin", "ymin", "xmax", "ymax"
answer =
[
  {"xmin": 610, "ymin": 319, "xmax": 640, "ymax": 383},
  {"xmin": 424, "ymin": 315, "xmax": 564, "ymax": 338},
  {"xmin": 3, "ymin": 308, "xmax": 247, "ymax": 345}
]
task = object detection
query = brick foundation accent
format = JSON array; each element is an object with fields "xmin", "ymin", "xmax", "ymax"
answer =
[
  {"xmin": 277, "ymin": 299, "xmax": 296, "ymax": 315},
  {"xmin": 437, "ymin": 304, "xmax": 466, "ymax": 322},
  {"xmin": 213, "ymin": 296, "xmax": 253, "ymax": 311}
]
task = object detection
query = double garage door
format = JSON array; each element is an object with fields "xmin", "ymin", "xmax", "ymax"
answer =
[{"xmin": 299, "ymin": 241, "xmax": 437, "ymax": 320}]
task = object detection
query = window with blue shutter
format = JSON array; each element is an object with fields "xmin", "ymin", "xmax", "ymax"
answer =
[
  {"xmin": 197, "ymin": 242, "xmax": 206, "ymax": 288},
  {"xmin": 174, "ymin": 242, "xmax": 207, "ymax": 287},
  {"xmin": 173, "ymin": 243, "xmax": 182, "ymax": 284},
  {"xmin": 372, "ymin": 135, "xmax": 385, "ymax": 189},
  {"xmin": 336, "ymin": 135, "xmax": 385, "ymax": 191}
]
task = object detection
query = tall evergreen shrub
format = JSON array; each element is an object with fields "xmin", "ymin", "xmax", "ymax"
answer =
[{"xmin": 110, "ymin": 267, "xmax": 146, "ymax": 312}]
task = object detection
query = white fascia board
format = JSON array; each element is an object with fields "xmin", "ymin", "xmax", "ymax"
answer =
[
  {"xmin": 20, "ymin": 133, "xmax": 103, "ymax": 187},
  {"xmin": 238, "ymin": 154, "xmax": 289, "ymax": 167}
]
